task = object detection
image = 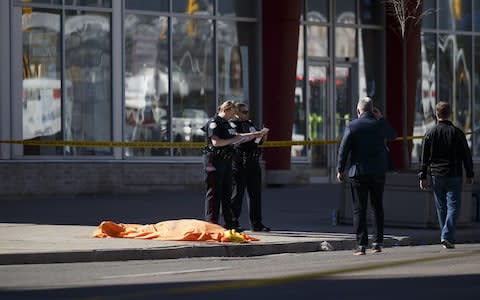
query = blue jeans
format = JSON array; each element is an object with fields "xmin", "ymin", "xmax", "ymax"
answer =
[{"xmin": 431, "ymin": 176, "xmax": 462, "ymax": 243}]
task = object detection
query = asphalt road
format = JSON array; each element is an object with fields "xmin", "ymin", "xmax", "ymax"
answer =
[{"xmin": 1, "ymin": 243, "xmax": 479, "ymax": 300}]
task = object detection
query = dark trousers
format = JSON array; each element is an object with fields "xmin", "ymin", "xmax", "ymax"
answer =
[
  {"xmin": 350, "ymin": 175, "xmax": 386, "ymax": 247},
  {"xmin": 205, "ymin": 156, "xmax": 234, "ymax": 227},
  {"xmin": 232, "ymin": 159, "xmax": 263, "ymax": 227}
]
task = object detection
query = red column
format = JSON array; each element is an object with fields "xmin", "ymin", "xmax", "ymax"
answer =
[
  {"xmin": 262, "ymin": 0, "xmax": 301, "ymax": 176},
  {"xmin": 385, "ymin": 3, "xmax": 422, "ymax": 171}
]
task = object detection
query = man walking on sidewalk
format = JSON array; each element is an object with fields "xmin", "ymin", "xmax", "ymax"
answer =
[
  {"xmin": 418, "ymin": 101, "xmax": 474, "ymax": 249},
  {"xmin": 336, "ymin": 97, "xmax": 396, "ymax": 256}
]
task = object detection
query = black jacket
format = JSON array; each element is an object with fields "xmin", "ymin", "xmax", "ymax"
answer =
[
  {"xmin": 337, "ymin": 112, "xmax": 397, "ymax": 177},
  {"xmin": 231, "ymin": 118, "xmax": 262, "ymax": 153},
  {"xmin": 418, "ymin": 120, "xmax": 474, "ymax": 179}
]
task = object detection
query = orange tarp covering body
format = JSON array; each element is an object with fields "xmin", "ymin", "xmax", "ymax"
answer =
[{"xmin": 93, "ymin": 219, "xmax": 259, "ymax": 243}]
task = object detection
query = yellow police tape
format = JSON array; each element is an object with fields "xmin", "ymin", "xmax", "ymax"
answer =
[
  {"xmin": 0, "ymin": 135, "xmax": 434, "ymax": 149},
  {"xmin": 0, "ymin": 139, "xmax": 334, "ymax": 148}
]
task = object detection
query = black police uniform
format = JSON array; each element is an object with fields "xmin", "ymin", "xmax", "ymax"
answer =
[
  {"xmin": 231, "ymin": 118, "xmax": 265, "ymax": 229},
  {"xmin": 203, "ymin": 114, "xmax": 237, "ymax": 228}
]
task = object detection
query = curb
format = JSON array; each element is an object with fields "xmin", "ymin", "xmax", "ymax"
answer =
[{"xmin": 0, "ymin": 236, "xmax": 414, "ymax": 265}]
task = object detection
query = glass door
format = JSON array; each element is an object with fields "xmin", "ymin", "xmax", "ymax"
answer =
[
  {"xmin": 330, "ymin": 64, "xmax": 358, "ymax": 178},
  {"xmin": 335, "ymin": 65, "xmax": 356, "ymax": 139},
  {"xmin": 307, "ymin": 64, "xmax": 328, "ymax": 170}
]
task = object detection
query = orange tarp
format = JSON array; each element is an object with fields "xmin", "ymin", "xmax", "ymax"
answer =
[{"xmin": 92, "ymin": 219, "xmax": 259, "ymax": 243}]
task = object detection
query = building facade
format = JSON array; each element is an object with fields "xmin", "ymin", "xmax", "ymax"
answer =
[{"xmin": 1, "ymin": 0, "xmax": 479, "ymax": 196}]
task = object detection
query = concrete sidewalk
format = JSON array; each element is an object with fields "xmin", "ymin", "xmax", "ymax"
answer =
[
  {"xmin": 1, "ymin": 185, "xmax": 479, "ymax": 265},
  {"xmin": 0, "ymin": 223, "xmax": 405, "ymax": 265},
  {"xmin": 1, "ymin": 222, "xmax": 479, "ymax": 265}
]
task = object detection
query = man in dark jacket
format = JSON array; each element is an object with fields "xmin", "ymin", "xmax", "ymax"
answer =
[
  {"xmin": 418, "ymin": 101, "xmax": 474, "ymax": 249},
  {"xmin": 337, "ymin": 97, "xmax": 396, "ymax": 256}
]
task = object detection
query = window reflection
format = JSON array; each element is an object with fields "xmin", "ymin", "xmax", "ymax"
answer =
[
  {"xmin": 309, "ymin": 65, "xmax": 328, "ymax": 165},
  {"xmin": 438, "ymin": 0, "xmax": 472, "ymax": 31},
  {"xmin": 124, "ymin": 14, "xmax": 169, "ymax": 157},
  {"xmin": 336, "ymin": 9, "xmax": 356, "ymax": 58},
  {"xmin": 64, "ymin": 0, "xmax": 111, "ymax": 8},
  {"xmin": 307, "ymin": 24, "xmax": 328, "ymax": 57},
  {"xmin": 172, "ymin": 0, "xmax": 213, "ymax": 15},
  {"xmin": 306, "ymin": 9, "xmax": 328, "ymax": 58},
  {"xmin": 413, "ymin": 33, "xmax": 437, "ymax": 162},
  {"xmin": 22, "ymin": 9, "xmax": 63, "ymax": 155},
  {"xmin": 335, "ymin": 66, "xmax": 352, "ymax": 139},
  {"xmin": 294, "ymin": 25, "xmax": 306, "ymax": 157},
  {"xmin": 438, "ymin": 34, "xmax": 472, "ymax": 135},
  {"xmin": 21, "ymin": 0, "xmax": 61, "ymax": 4},
  {"xmin": 306, "ymin": 0, "xmax": 329, "ymax": 22},
  {"xmin": 359, "ymin": 0, "xmax": 381, "ymax": 25},
  {"xmin": 422, "ymin": 0, "xmax": 436, "ymax": 29},
  {"xmin": 217, "ymin": 0, "xmax": 256, "ymax": 18},
  {"xmin": 125, "ymin": 0, "xmax": 169, "ymax": 12},
  {"xmin": 172, "ymin": 17, "xmax": 214, "ymax": 156},
  {"xmin": 358, "ymin": 29, "xmax": 382, "ymax": 100},
  {"xmin": 65, "ymin": 11, "xmax": 112, "ymax": 155},
  {"xmin": 336, "ymin": 27, "xmax": 356, "ymax": 58},
  {"xmin": 336, "ymin": 0, "xmax": 356, "ymax": 24},
  {"xmin": 218, "ymin": 21, "xmax": 250, "ymax": 102},
  {"xmin": 474, "ymin": 37, "xmax": 480, "ymax": 155}
]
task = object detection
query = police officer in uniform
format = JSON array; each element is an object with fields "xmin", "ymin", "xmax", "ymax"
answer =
[
  {"xmin": 203, "ymin": 100, "xmax": 263, "ymax": 229},
  {"xmin": 231, "ymin": 102, "xmax": 271, "ymax": 232}
]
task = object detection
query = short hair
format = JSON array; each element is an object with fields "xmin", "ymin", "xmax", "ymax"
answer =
[
  {"xmin": 235, "ymin": 102, "xmax": 248, "ymax": 111},
  {"xmin": 218, "ymin": 100, "xmax": 236, "ymax": 112},
  {"xmin": 357, "ymin": 96, "xmax": 373, "ymax": 112},
  {"xmin": 436, "ymin": 101, "xmax": 451, "ymax": 119}
]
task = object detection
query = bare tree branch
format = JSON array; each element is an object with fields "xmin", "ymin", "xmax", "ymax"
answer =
[{"xmin": 383, "ymin": 0, "xmax": 427, "ymax": 41}]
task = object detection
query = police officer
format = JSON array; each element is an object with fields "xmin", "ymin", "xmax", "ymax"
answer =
[
  {"xmin": 231, "ymin": 102, "xmax": 271, "ymax": 232},
  {"xmin": 203, "ymin": 100, "xmax": 262, "ymax": 229}
]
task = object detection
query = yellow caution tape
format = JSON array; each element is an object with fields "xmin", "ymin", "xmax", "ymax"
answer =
[
  {"xmin": 0, "ymin": 140, "xmax": 205, "ymax": 149},
  {"xmin": 0, "ymin": 132, "xmax": 472, "ymax": 149}
]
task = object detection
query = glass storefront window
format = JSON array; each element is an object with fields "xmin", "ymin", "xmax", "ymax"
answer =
[
  {"xmin": 438, "ymin": 34, "xmax": 472, "ymax": 134},
  {"xmin": 64, "ymin": 0, "xmax": 111, "ymax": 8},
  {"xmin": 309, "ymin": 65, "xmax": 328, "ymax": 165},
  {"xmin": 475, "ymin": 2, "xmax": 480, "ymax": 31},
  {"xmin": 438, "ymin": 0, "xmax": 472, "ymax": 31},
  {"xmin": 22, "ymin": 8, "xmax": 63, "ymax": 155},
  {"xmin": 217, "ymin": 21, "xmax": 255, "ymax": 106},
  {"xmin": 336, "ymin": 27, "xmax": 356, "ymax": 58},
  {"xmin": 217, "ymin": 0, "xmax": 257, "ymax": 18},
  {"xmin": 125, "ymin": 0, "xmax": 169, "ymax": 12},
  {"xmin": 172, "ymin": 17, "xmax": 214, "ymax": 156},
  {"xmin": 336, "ymin": 0, "xmax": 356, "ymax": 24},
  {"xmin": 358, "ymin": 29, "xmax": 383, "ymax": 101},
  {"xmin": 474, "ymin": 37, "xmax": 480, "ymax": 155},
  {"xmin": 172, "ymin": 0, "xmax": 213, "ymax": 16},
  {"xmin": 359, "ymin": 0, "xmax": 381, "ymax": 25},
  {"xmin": 21, "ymin": 0, "xmax": 61, "ymax": 4},
  {"xmin": 412, "ymin": 33, "xmax": 437, "ymax": 162},
  {"xmin": 307, "ymin": 0, "xmax": 329, "ymax": 23},
  {"xmin": 64, "ymin": 11, "xmax": 112, "ymax": 155},
  {"xmin": 422, "ymin": 0, "xmax": 436, "ymax": 29},
  {"xmin": 307, "ymin": 25, "xmax": 328, "ymax": 57},
  {"xmin": 335, "ymin": 66, "xmax": 353, "ymax": 139},
  {"xmin": 124, "ymin": 14, "xmax": 169, "ymax": 157}
]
